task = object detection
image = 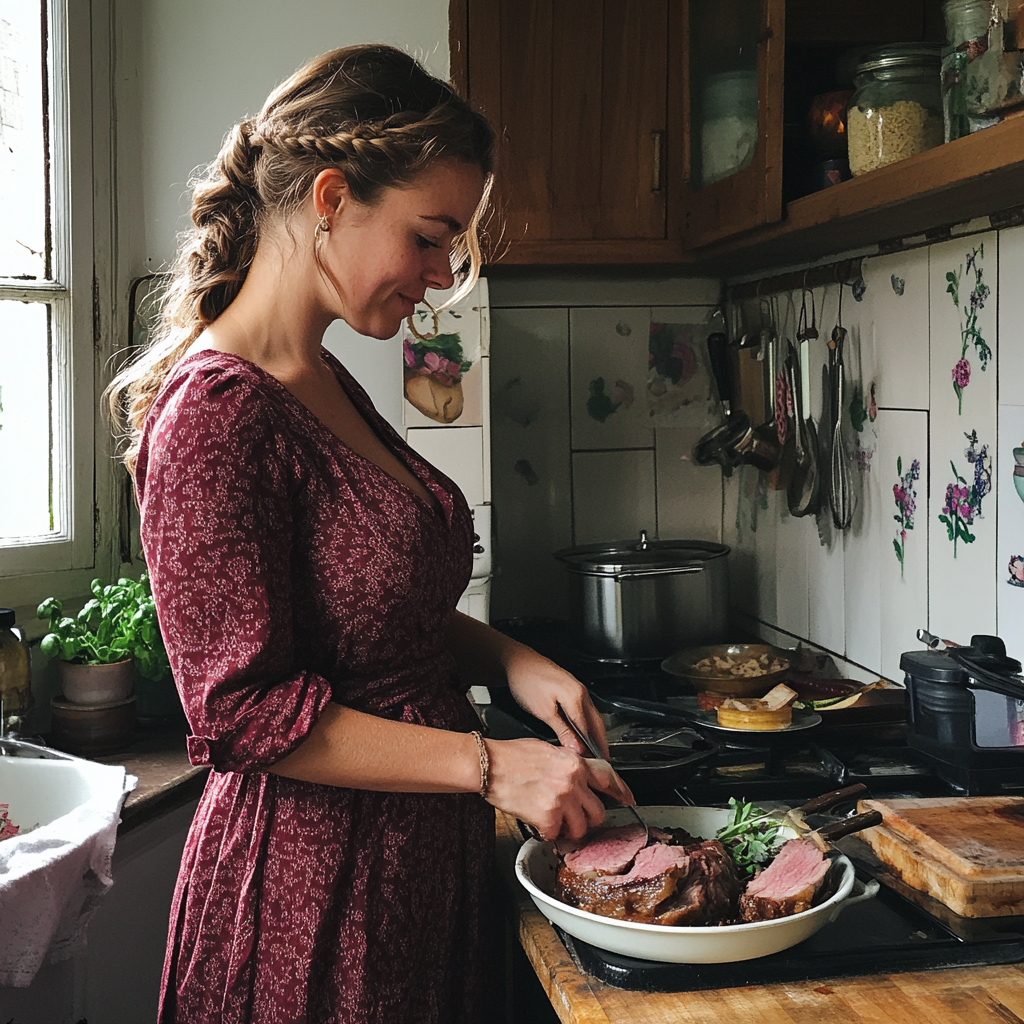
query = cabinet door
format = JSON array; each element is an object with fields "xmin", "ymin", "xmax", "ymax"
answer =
[
  {"xmin": 465, "ymin": 0, "xmax": 670, "ymax": 247},
  {"xmin": 679, "ymin": 0, "xmax": 784, "ymax": 249}
]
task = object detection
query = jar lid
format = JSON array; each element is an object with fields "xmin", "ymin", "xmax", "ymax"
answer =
[
  {"xmin": 0, "ymin": 609, "xmax": 15, "ymax": 628},
  {"xmin": 856, "ymin": 43, "xmax": 943, "ymax": 74},
  {"xmin": 554, "ymin": 533, "xmax": 729, "ymax": 575}
]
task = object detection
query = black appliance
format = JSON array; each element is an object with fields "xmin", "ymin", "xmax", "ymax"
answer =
[{"xmin": 900, "ymin": 634, "xmax": 1024, "ymax": 795}]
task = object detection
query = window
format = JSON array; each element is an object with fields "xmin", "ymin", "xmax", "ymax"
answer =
[{"xmin": 0, "ymin": 0, "xmax": 94, "ymax": 581}]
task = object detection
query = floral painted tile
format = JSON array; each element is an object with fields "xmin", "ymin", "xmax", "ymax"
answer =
[
  {"xmin": 928, "ymin": 233, "xmax": 998, "ymax": 643},
  {"xmin": 876, "ymin": 411, "xmax": 928, "ymax": 684},
  {"xmin": 570, "ymin": 307, "xmax": 655, "ymax": 450}
]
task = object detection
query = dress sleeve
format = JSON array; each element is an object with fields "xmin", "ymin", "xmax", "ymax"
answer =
[{"xmin": 138, "ymin": 366, "xmax": 335, "ymax": 773}]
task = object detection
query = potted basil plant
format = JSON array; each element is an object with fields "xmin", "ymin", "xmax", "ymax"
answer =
[{"xmin": 37, "ymin": 574, "xmax": 171, "ymax": 706}]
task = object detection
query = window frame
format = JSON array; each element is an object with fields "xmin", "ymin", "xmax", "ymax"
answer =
[{"xmin": 0, "ymin": 0, "xmax": 101, "ymax": 598}]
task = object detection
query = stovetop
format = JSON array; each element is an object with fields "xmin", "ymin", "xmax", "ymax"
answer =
[{"xmin": 492, "ymin": 619, "xmax": 1024, "ymax": 988}]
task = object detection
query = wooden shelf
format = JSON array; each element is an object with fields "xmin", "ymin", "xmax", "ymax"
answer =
[
  {"xmin": 485, "ymin": 116, "xmax": 1024, "ymax": 275},
  {"xmin": 699, "ymin": 115, "xmax": 1024, "ymax": 275}
]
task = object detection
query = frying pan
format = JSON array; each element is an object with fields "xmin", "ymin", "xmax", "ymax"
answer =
[{"xmin": 515, "ymin": 805, "xmax": 879, "ymax": 963}]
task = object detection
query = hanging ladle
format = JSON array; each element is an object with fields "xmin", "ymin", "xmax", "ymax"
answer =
[{"xmin": 829, "ymin": 282, "xmax": 854, "ymax": 530}]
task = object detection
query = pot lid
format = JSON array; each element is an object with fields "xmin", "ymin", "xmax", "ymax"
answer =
[{"xmin": 554, "ymin": 531, "xmax": 730, "ymax": 574}]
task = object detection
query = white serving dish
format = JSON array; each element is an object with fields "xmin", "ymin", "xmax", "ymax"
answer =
[{"xmin": 515, "ymin": 805, "xmax": 879, "ymax": 963}]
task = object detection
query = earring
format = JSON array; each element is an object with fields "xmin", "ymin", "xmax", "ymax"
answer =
[
  {"xmin": 317, "ymin": 214, "xmax": 330, "ymax": 233},
  {"xmin": 406, "ymin": 301, "xmax": 441, "ymax": 341}
]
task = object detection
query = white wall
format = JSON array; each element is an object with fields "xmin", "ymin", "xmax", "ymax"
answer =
[{"xmin": 128, "ymin": 0, "xmax": 450, "ymax": 269}]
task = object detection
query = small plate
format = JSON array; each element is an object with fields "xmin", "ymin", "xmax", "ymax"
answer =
[{"xmin": 668, "ymin": 696, "xmax": 821, "ymax": 735}]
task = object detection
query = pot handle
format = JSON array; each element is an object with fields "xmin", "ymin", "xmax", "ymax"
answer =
[
  {"xmin": 827, "ymin": 877, "xmax": 880, "ymax": 923},
  {"xmin": 614, "ymin": 565, "xmax": 705, "ymax": 581}
]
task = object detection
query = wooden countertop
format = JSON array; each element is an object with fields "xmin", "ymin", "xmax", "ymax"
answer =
[
  {"xmin": 495, "ymin": 811, "xmax": 1024, "ymax": 1024},
  {"xmin": 92, "ymin": 723, "xmax": 208, "ymax": 833}
]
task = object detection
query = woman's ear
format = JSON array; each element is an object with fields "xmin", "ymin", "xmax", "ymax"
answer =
[{"xmin": 312, "ymin": 167, "xmax": 350, "ymax": 224}]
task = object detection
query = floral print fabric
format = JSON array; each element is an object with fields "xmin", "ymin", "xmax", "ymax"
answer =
[{"xmin": 136, "ymin": 350, "xmax": 495, "ymax": 1024}]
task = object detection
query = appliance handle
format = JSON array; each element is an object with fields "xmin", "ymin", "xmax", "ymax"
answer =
[
  {"xmin": 966, "ymin": 675, "xmax": 1024, "ymax": 702},
  {"xmin": 614, "ymin": 565, "xmax": 705, "ymax": 581}
]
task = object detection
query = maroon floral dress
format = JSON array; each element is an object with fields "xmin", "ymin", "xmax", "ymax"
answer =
[{"xmin": 136, "ymin": 350, "xmax": 496, "ymax": 1024}]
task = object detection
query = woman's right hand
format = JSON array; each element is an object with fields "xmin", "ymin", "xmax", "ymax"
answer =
[{"xmin": 484, "ymin": 737, "xmax": 634, "ymax": 841}]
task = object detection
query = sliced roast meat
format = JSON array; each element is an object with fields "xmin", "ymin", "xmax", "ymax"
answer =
[
  {"xmin": 562, "ymin": 824, "xmax": 649, "ymax": 876},
  {"xmin": 556, "ymin": 838, "xmax": 741, "ymax": 926},
  {"xmin": 600, "ymin": 843, "xmax": 689, "ymax": 885},
  {"xmin": 557, "ymin": 862, "xmax": 684, "ymax": 921},
  {"xmin": 651, "ymin": 840, "xmax": 742, "ymax": 926},
  {"xmin": 739, "ymin": 838, "xmax": 830, "ymax": 921}
]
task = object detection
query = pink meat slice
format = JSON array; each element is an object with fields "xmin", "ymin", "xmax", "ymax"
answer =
[
  {"xmin": 599, "ymin": 842, "xmax": 689, "ymax": 885},
  {"xmin": 563, "ymin": 824, "xmax": 649, "ymax": 876},
  {"xmin": 744, "ymin": 838, "xmax": 829, "ymax": 898}
]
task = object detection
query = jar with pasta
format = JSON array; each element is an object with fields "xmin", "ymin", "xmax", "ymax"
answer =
[{"xmin": 847, "ymin": 44, "xmax": 944, "ymax": 176}]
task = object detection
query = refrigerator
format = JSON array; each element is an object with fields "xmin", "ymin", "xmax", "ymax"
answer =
[{"xmin": 322, "ymin": 279, "xmax": 493, "ymax": 623}]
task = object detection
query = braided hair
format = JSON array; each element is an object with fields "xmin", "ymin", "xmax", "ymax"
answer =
[{"xmin": 108, "ymin": 44, "xmax": 495, "ymax": 475}]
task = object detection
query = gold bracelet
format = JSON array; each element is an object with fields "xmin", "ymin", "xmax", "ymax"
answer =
[{"xmin": 470, "ymin": 730, "xmax": 490, "ymax": 799}]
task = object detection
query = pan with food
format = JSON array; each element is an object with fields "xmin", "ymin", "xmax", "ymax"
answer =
[
  {"xmin": 662, "ymin": 643, "xmax": 792, "ymax": 697},
  {"xmin": 515, "ymin": 802, "xmax": 879, "ymax": 963}
]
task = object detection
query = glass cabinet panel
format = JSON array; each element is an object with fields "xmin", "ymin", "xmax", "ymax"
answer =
[
  {"xmin": 680, "ymin": 0, "xmax": 785, "ymax": 250},
  {"xmin": 689, "ymin": 0, "xmax": 761, "ymax": 190}
]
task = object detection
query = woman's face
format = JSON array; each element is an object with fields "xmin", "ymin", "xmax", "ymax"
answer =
[{"xmin": 317, "ymin": 159, "xmax": 487, "ymax": 339}]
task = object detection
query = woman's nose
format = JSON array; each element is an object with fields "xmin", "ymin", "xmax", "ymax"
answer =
[{"xmin": 424, "ymin": 250, "xmax": 455, "ymax": 292}]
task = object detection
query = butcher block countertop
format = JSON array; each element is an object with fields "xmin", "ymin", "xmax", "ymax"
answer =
[{"xmin": 495, "ymin": 810, "xmax": 1024, "ymax": 1024}]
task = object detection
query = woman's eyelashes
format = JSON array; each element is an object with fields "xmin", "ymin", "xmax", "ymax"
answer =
[{"xmin": 416, "ymin": 234, "xmax": 441, "ymax": 250}]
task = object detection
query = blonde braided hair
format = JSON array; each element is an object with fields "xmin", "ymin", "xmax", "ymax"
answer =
[{"xmin": 107, "ymin": 45, "xmax": 494, "ymax": 475}]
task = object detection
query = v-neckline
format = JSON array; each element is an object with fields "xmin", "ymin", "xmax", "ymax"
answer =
[{"xmin": 180, "ymin": 349, "xmax": 450, "ymax": 524}]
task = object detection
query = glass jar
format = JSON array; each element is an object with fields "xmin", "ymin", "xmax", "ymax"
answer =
[
  {"xmin": 0, "ymin": 609, "xmax": 32, "ymax": 736},
  {"xmin": 942, "ymin": 0, "xmax": 1024, "ymax": 142},
  {"xmin": 847, "ymin": 45, "xmax": 944, "ymax": 176}
]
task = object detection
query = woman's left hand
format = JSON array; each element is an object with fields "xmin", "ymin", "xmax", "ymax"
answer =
[{"xmin": 505, "ymin": 645, "xmax": 613, "ymax": 761}]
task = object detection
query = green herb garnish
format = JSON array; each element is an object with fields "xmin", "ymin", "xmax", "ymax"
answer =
[{"xmin": 715, "ymin": 797, "xmax": 785, "ymax": 878}]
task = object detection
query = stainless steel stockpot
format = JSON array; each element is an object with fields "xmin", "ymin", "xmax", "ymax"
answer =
[{"xmin": 554, "ymin": 531, "xmax": 730, "ymax": 663}]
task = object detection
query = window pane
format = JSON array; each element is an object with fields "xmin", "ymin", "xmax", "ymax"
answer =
[
  {"xmin": 0, "ymin": 300, "xmax": 62, "ymax": 541},
  {"xmin": 0, "ymin": 1, "xmax": 47, "ymax": 280}
]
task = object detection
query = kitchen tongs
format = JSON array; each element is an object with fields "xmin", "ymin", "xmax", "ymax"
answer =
[{"xmin": 556, "ymin": 703, "xmax": 648, "ymax": 842}]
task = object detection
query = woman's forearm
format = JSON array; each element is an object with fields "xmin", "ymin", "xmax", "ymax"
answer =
[
  {"xmin": 268, "ymin": 702, "xmax": 482, "ymax": 792},
  {"xmin": 443, "ymin": 610, "xmax": 532, "ymax": 687}
]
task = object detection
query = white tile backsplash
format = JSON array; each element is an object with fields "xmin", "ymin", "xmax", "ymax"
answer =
[
  {"xmin": 488, "ymin": 308, "xmax": 573, "ymax": 621},
  {"xmin": 861, "ymin": 248, "xmax": 930, "ymax": 411},
  {"xmin": 997, "ymin": 405, "xmax": 1024, "ymax": 666},
  {"xmin": 572, "ymin": 449, "xmax": 657, "ymax": 545},
  {"xmin": 488, "ymin": 224, "xmax": 1024, "ymax": 664},
  {"xmin": 569, "ymin": 308, "xmax": 655, "ymax": 450},
  {"xmin": 927, "ymin": 234, "xmax": 998, "ymax": 643},
  {"xmin": 877, "ymin": 410, "xmax": 929, "ymax": 684}
]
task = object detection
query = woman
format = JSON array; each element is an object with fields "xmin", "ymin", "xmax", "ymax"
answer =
[{"xmin": 108, "ymin": 45, "xmax": 630, "ymax": 1024}]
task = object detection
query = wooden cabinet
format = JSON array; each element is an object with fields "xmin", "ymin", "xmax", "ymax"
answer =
[
  {"xmin": 456, "ymin": 0, "xmax": 682, "ymax": 263},
  {"xmin": 451, "ymin": 0, "xmax": 1024, "ymax": 268}
]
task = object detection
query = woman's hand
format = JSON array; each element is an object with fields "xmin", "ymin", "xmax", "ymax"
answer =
[
  {"xmin": 505, "ymin": 645, "xmax": 614, "ymax": 761},
  {"xmin": 484, "ymin": 737, "xmax": 631, "ymax": 841}
]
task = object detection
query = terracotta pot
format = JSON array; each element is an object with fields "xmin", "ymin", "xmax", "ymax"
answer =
[
  {"xmin": 59, "ymin": 658, "xmax": 135, "ymax": 706},
  {"xmin": 50, "ymin": 695, "xmax": 136, "ymax": 756}
]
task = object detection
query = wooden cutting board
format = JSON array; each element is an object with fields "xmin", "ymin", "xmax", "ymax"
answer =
[{"xmin": 857, "ymin": 797, "xmax": 1024, "ymax": 918}]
